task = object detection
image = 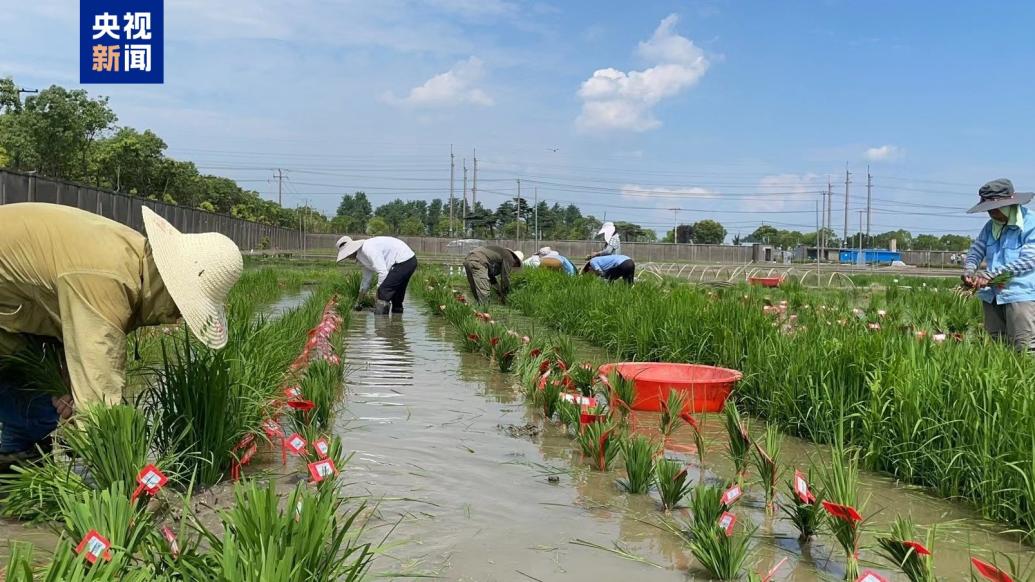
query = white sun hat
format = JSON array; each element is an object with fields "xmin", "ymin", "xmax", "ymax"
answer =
[
  {"xmin": 511, "ymin": 249, "xmax": 525, "ymax": 265},
  {"xmin": 141, "ymin": 206, "xmax": 243, "ymax": 349},
  {"xmin": 597, "ymin": 221, "xmax": 615, "ymax": 240},
  {"xmin": 537, "ymin": 246, "xmax": 554, "ymax": 256},
  {"xmin": 335, "ymin": 236, "xmax": 366, "ymax": 262}
]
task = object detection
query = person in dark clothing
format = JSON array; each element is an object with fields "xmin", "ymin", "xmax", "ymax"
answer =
[
  {"xmin": 583, "ymin": 254, "xmax": 635, "ymax": 284},
  {"xmin": 463, "ymin": 246, "xmax": 524, "ymax": 303}
]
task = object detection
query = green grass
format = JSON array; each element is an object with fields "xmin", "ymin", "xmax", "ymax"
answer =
[{"xmin": 620, "ymin": 434, "xmax": 658, "ymax": 494}]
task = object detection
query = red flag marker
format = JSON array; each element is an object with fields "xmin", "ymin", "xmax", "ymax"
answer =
[
  {"xmin": 130, "ymin": 464, "xmax": 168, "ymax": 501},
  {"xmin": 822, "ymin": 500, "xmax": 863, "ymax": 523},
  {"xmin": 856, "ymin": 570, "xmax": 889, "ymax": 582},
  {"xmin": 718, "ymin": 511, "xmax": 737, "ymax": 536},
  {"xmin": 902, "ymin": 540, "xmax": 931, "ymax": 556},
  {"xmin": 313, "ymin": 437, "xmax": 330, "ymax": 459},
  {"xmin": 283, "ymin": 386, "xmax": 302, "ymax": 399},
  {"xmin": 972, "ymin": 557, "xmax": 1014, "ymax": 582},
  {"xmin": 308, "ymin": 458, "xmax": 339, "ymax": 482},
  {"xmin": 761, "ymin": 557, "xmax": 788, "ymax": 582},
  {"xmin": 721, "ymin": 484, "xmax": 743, "ymax": 506},
  {"xmin": 161, "ymin": 526, "xmax": 180, "ymax": 559},
  {"xmin": 793, "ymin": 469, "xmax": 815, "ymax": 504},
  {"xmin": 286, "ymin": 398, "xmax": 315, "ymax": 411},
  {"xmin": 261, "ymin": 418, "xmax": 284, "ymax": 439},
  {"xmin": 285, "ymin": 433, "xmax": 307, "ymax": 456},
  {"xmin": 75, "ymin": 530, "xmax": 112, "ymax": 564}
]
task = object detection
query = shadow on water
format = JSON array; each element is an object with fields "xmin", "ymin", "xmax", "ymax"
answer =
[{"xmin": 342, "ymin": 299, "xmax": 1035, "ymax": 581}]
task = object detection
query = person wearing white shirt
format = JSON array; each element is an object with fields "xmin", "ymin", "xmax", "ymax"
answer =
[{"xmin": 336, "ymin": 236, "xmax": 418, "ymax": 315}]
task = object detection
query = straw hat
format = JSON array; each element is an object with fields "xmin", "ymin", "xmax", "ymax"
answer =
[
  {"xmin": 511, "ymin": 249, "xmax": 525, "ymax": 266},
  {"xmin": 336, "ymin": 236, "xmax": 365, "ymax": 262},
  {"xmin": 141, "ymin": 207, "xmax": 243, "ymax": 349}
]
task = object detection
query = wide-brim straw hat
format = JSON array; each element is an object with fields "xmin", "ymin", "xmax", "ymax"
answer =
[
  {"xmin": 510, "ymin": 249, "xmax": 525, "ymax": 266},
  {"xmin": 142, "ymin": 207, "xmax": 243, "ymax": 349},
  {"xmin": 967, "ymin": 178, "xmax": 1034, "ymax": 213},
  {"xmin": 336, "ymin": 236, "xmax": 365, "ymax": 262},
  {"xmin": 597, "ymin": 221, "xmax": 615, "ymax": 240}
]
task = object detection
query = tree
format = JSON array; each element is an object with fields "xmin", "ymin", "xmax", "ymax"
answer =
[
  {"xmin": 913, "ymin": 234, "xmax": 942, "ymax": 250},
  {"xmin": 90, "ymin": 128, "xmax": 167, "ymax": 194},
  {"xmin": 691, "ymin": 220, "xmax": 726, "ymax": 244},
  {"xmin": 675, "ymin": 224, "xmax": 694, "ymax": 244},
  {"xmin": 398, "ymin": 216, "xmax": 426, "ymax": 236},
  {"xmin": 366, "ymin": 216, "xmax": 391, "ymax": 236},
  {"xmin": 426, "ymin": 198, "xmax": 443, "ymax": 234},
  {"xmin": 940, "ymin": 234, "xmax": 972, "ymax": 251},
  {"xmin": 336, "ymin": 192, "xmax": 372, "ymax": 233}
]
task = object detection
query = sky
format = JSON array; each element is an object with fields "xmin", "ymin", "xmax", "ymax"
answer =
[{"xmin": 4, "ymin": 0, "xmax": 1035, "ymax": 241}]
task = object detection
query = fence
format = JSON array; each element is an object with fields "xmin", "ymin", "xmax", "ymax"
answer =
[{"xmin": 0, "ymin": 170, "xmax": 304, "ymax": 251}]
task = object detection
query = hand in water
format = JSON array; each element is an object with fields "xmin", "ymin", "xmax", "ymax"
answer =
[{"xmin": 51, "ymin": 394, "xmax": 74, "ymax": 420}]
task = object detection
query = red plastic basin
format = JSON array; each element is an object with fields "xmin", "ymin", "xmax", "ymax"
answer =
[
  {"xmin": 749, "ymin": 276, "xmax": 783, "ymax": 288},
  {"xmin": 598, "ymin": 362, "xmax": 742, "ymax": 414}
]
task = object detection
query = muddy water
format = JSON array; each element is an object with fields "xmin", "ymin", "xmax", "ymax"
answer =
[{"xmin": 343, "ymin": 300, "xmax": 1035, "ymax": 581}]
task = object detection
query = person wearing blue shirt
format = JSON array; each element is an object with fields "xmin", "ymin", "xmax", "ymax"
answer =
[
  {"xmin": 535, "ymin": 247, "xmax": 576, "ymax": 276},
  {"xmin": 963, "ymin": 178, "xmax": 1035, "ymax": 352},
  {"xmin": 584, "ymin": 254, "xmax": 635, "ymax": 284}
]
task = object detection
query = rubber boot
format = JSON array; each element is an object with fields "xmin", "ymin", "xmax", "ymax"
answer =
[{"xmin": 373, "ymin": 299, "xmax": 392, "ymax": 315}]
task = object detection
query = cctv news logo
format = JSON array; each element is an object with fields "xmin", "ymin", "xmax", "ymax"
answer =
[{"xmin": 80, "ymin": 0, "xmax": 164, "ymax": 84}]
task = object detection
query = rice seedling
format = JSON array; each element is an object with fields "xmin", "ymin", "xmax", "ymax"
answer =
[
  {"xmin": 690, "ymin": 484, "xmax": 726, "ymax": 535},
  {"xmin": 566, "ymin": 362, "xmax": 597, "ymax": 397},
  {"xmin": 532, "ymin": 374, "xmax": 564, "ymax": 419},
  {"xmin": 491, "ymin": 332, "xmax": 522, "ymax": 372},
  {"xmin": 3, "ymin": 541, "xmax": 36, "ymax": 581},
  {"xmin": 723, "ymin": 402, "xmax": 752, "ymax": 482},
  {"xmin": 458, "ymin": 319, "xmax": 482, "ymax": 352},
  {"xmin": 143, "ymin": 331, "xmax": 262, "ymax": 487},
  {"xmin": 687, "ymin": 519, "xmax": 755, "ymax": 581},
  {"xmin": 659, "ymin": 389, "xmax": 688, "ymax": 439},
  {"xmin": 819, "ymin": 442, "xmax": 867, "ymax": 580},
  {"xmin": 577, "ymin": 420, "xmax": 621, "ymax": 471},
  {"xmin": 183, "ymin": 480, "xmax": 376, "ymax": 582},
  {"xmin": 875, "ymin": 516, "xmax": 935, "ymax": 582},
  {"xmin": 0, "ymin": 338, "xmax": 69, "ymax": 397},
  {"xmin": 56, "ymin": 482, "xmax": 159, "ymax": 565},
  {"xmin": 295, "ymin": 358, "xmax": 344, "ymax": 430},
  {"xmin": 0, "ymin": 451, "xmax": 88, "ymax": 521},
  {"xmin": 655, "ymin": 458, "xmax": 694, "ymax": 510},
  {"xmin": 620, "ymin": 434, "xmax": 658, "ymax": 494},
  {"xmin": 751, "ymin": 423, "xmax": 783, "ymax": 515},
  {"xmin": 556, "ymin": 399, "xmax": 581, "ymax": 435},
  {"xmin": 603, "ymin": 369, "xmax": 637, "ymax": 423},
  {"xmin": 781, "ymin": 469, "xmax": 825, "ymax": 541}
]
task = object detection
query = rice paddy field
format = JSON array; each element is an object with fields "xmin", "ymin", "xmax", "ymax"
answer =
[{"xmin": 3, "ymin": 262, "xmax": 1035, "ymax": 581}]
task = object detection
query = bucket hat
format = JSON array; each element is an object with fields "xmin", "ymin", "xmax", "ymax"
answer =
[
  {"xmin": 141, "ymin": 207, "xmax": 243, "ymax": 349},
  {"xmin": 510, "ymin": 249, "xmax": 524, "ymax": 266},
  {"xmin": 335, "ymin": 236, "xmax": 365, "ymax": 262},
  {"xmin": 537, "ymin": 246, "xmax": 554, "ymax": 256},
  {"xmin": 967, "ymin": 179, "xmax": 1034, "ymax": 214},
  {"xmin": 597, "ymin": 222, "xmax": 615, "ymax": 240}
]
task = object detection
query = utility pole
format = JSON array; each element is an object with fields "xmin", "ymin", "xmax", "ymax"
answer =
[
  {"xmin": 462, "ymin": 159, "xmax": 468, "ymax": 236},
  {"xmin": 865, "ymin": 165, "xmax": 872, "ymax": 240},
  {"xmin": 273, "ymin": 168, "xmax": 284, "ymax": 206},
  {"xmin": 534, "ymin": 187, "xmax": 539, "ymax": 248},
  {"xmin": 516, "ymin": 178, "xmax": 521, "ymax": 245},
  {"xmin": 472, "ymin": 149, "xmax": 478, "ymax": 206},
  {"xmin": 857, "ymin": 210, "xmax": 865, "ymax": 265},
  {"xmin": 671, "ymin": 208, "xmax": 679, "ymax": 241},
  {"xmin": 815, "ymin": 199, "xmax": 820, "ymax": 264},
  {"xmin": 825, "ymin": 177, "xmax": 832, "ymax": 252},
  {"xmin": 843, "ymin": 164, "xmax": 852, "ymax": 243},
  {"xmin": 449, "ymin": 146, "xmax": 455, "ymax": 236}
]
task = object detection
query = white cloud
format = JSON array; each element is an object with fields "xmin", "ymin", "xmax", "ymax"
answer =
[
  {"xmin": 619, "ymin": 184, "xmax": 716, "ymax": 201},
  {"xmin": 383, "ymin": 57, "xmax": 493, "ymax": 108},
  {"xmin": 576, "ymin": 14, "xmax": 710, "ymax": 132},
  {"xmin": 747, "ymin": 173, "xmax": 821, "ymax": 211},
  {"xmin": 864, "ymin": 144, "xmax": 903, "ymax": 161}
]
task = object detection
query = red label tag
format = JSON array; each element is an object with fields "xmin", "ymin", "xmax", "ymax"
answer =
[
  {"xmin": 262, "ymin": 418, "xmax": 284, "ymax": 438},
  {"xmin": 132, "ymin": 464, "xmax": 168, "ymax": 501},
  {"xmin": 283, "ymin": 386, "xmax": 302, "ymax": 399},
  {"xmin": 721, "ymin": 484, "xmax": 742, "ymax": 506},
  {"xmin": 972, "ymin": 557, "xmax": 1014, "ymax": 582},
  {"xmin": 308, "ymin": 458, "xmax": 338, "ymax": 482},
  {"xmin": 794, "ymin": 470, "xmax": 815, "ymax": 503},
  {"xmin": 856, "ymin": 570, "xmax": 889, "ymax": 582},
  {"xmin": 285, "ymin": 433, "xmax": 307, "ymax": 455},
  {"xmin": 233, "ymin": 433, "xmax": 256, "ymax": 452},
  {"xmin": 313, "ymin": 438, "xmax": 330, "ymax": 459},
  {"xmin": 161, "ymin": 526, "xmax": 180, "ymax": 559},
  {"xmin": 579, "ymin": 412, "xmax": 604, "ymax": 425},
  {"xmin": 75, "ymin": 530, "xmax": 112, "ymax": 564},
  {"xmin": 822, "ymin": 500, "xmax": 863, "ymax": 523},
  {"xmin": 718, "ymin": 511, "xmax": 736, "ymax": 536},
  {"xmin": 902, "ymin": 540, "xmax": 931, "ymax": 556}
]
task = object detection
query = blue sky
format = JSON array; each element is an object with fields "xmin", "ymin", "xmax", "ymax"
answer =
[{"xmin": 4, "ymin": 0, "xmax": 1035, "ymax": 240}]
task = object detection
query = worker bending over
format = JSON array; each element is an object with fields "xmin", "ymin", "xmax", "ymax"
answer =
[
  {"xmin": 534, "ymin": 247, "xmax": 576, "ymax": 275},
  {"xmin": 583, "ymin": 254, "xmax": 636, "ymax": 284},
  {"xmin": 963, "ymin": 179, "xmax": 1035, "ymax": 352},
  {"xmin": 463, "ymin": 245, "xmax": 523, "ymax": 303},
  {"xmin": 336, "ymin": 236, "xmax": 418, "ymax": 315},
  {"xmin": 0, "ymin": 204, "xmax": 242, "ymax": 469},
  {"xmin": 587, "ymin": 221, "xmax": 621, "ymax": 259}
]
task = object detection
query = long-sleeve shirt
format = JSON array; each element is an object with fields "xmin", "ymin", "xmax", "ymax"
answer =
[
  {"xmin": 542, "ymin": 252, "xmax": 576, "ymax": 275},
  {"xmin": 0, "ymin": 203, "xmax": 180, "ymax": 406},
  {"xmin": 601, "ymin": 234, "xmax": 621, "ymax": 255},
  {"xmin": 465, "ymin": 246, "xmax": 517, "ymax": 295},
  {"xmin": 964, "ymin": 206, "xmax": 1035, "ymax": 304},
  {"xmin": 588, "ymin": 254, "xmax": 631, "ymax": 274},
  {"xmin": 356, "ymin": 236, "xmax": 416, "ymax": 293}
]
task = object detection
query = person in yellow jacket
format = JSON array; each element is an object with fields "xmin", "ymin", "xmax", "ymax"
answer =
[{"xmin": 0, "ymin": 203, "xmax": 243, "ymax": 468}]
